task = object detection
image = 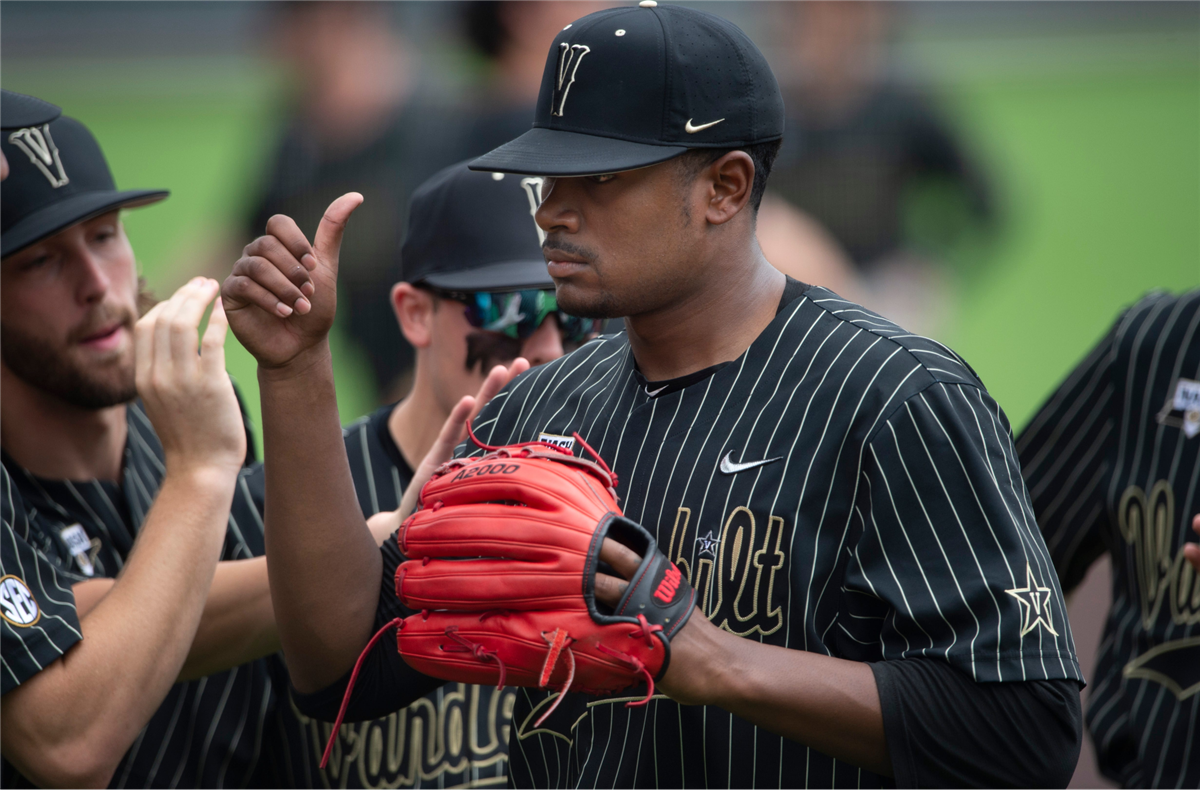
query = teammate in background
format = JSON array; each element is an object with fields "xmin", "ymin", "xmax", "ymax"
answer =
[
  {"xmin": 224, "ymin": 5, "xmax": 1082, "ymax": 787},
  {"xmin": 457, "ymin": 1, "xmax": 610, "ymax": 159},
  {"xmin": 253, "ymin": 162, "xmax": 597, "ymax": 787},
  {"xmin": 1017, "ymin": 290, "xmax": 1200, "ymax": 787},
  {"xmin": 0, "ymin": 105, "xmax": 279, "ymax": 787},
  {"xmin": 245, "ymin": 1, "xmax": 464, "ymax": 402}
]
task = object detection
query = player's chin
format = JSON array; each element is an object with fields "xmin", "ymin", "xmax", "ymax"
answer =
[{"xmin": 554, "ymin": 281, "xmax": 621, "ymax": 321}]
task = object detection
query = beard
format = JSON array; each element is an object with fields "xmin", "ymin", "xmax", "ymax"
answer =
[
  {"xmin": 554, "ymin": 282, "xmax": 623, "ymax": 320},
  {"xmin": 1, "ymin": 305, "xmax": 138, "ymax": 410}
]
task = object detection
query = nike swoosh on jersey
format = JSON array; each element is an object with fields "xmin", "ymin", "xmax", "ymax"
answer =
[
  {"xmin": 718, "ymin": 450, "xmax": 782, "ymax": 474},
  {"xmin": 684, "ymin": 117, "xmax": 725, "ymax": 134}
]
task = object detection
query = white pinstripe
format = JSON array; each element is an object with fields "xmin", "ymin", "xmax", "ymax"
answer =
[{"xmin": 489, "ymin": 287, "xmax": 1079, "ymax": 787}]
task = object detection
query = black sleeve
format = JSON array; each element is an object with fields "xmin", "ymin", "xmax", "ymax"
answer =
[
  {"xmin": 1, "ymin": 466, "xmax": 83, "ymax": 694},
  {"xmin": 290, "ymin": 534, "xmax": 441, "ymax": 722},
  {"xmin": 871, "ymin": 658, "xmax": 1081, "ymax": 788},
  {"xmin": 230, "ymin": 378, "xmax": 259, "ymax": 466},
  {"xmin": 1015, "ymin": 317, "xmax": 1120, "ymax": 594},
  {"xmin": 850, "ymin": 382, "xmax": 1081, "ymax": 684}
]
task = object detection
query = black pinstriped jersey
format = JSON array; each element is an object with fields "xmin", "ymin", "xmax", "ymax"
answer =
[
  {"xmin": 249, "ymin": 404, "xmax": 517, "ymax": 789},
  {"xmin": 1017, "ymin": 289, "xmax": 1200, "ymax": 788},
  {"xmin": 453, "ymin": 285, "xmax": 1081, "ymax": 788},
  {"xmin": 0, "ymin": 402, "xmax": 277, "ymax": 789}
]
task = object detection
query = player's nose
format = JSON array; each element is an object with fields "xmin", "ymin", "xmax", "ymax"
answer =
[
  {"xmin": 73, "ymin": 245, "xmax": 113, "ymax": 305},
  {"xmin": 534, "ymin": 177, "xmax": 580, "ymax": 236},
  {"xmin": 521, "ymin": 316, "xmax": 565, "ymax": 367}
]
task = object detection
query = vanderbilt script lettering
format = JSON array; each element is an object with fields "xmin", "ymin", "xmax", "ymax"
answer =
[
  {"xmin": 292, "ymin": 684, "xmax": 517, "ymax": 788},
  {"xmin": 667, "ymin": 506, "xmax": 788, "ymax": 637},
  {"xmin": 1118, "ymin": 482, "xmax": 1200, "ymax": 629}
]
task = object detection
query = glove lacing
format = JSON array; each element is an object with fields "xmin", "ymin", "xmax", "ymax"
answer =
[
  {"xmin": 533, "ymin": 627, "xmax": 578, "ymax": 725},
  {"xmin": 594, "ymin": 643, "xmax": 656, "ymax": 706},
  {"xmin": 320, "ymin": 616, "xmax": 405, "ymax": 769},
  {"xmin": 441, "ymin": 625, "xmax": 508, "ymax": 688}
]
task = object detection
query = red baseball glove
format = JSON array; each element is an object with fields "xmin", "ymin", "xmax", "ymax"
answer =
[{"xmin": 321, "ymin": 432, "xmax": 696, "ymax": 768}]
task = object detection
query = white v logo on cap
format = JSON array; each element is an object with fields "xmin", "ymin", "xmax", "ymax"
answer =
[
  {"xmin": 553, "ymin": 44, "xmax": 591, "ymax": 117},
  {"xmin": 8, "ymin": 125, "xmax": 69, "ymax": 187}
]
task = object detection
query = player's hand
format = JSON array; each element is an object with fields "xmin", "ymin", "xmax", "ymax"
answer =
[
  {"xmin": 395, "ymin": 358, "xmax": 531, "ymax": 520},
  {"xmin": 592, "ymin": 535, "xmax": 722, "ymax": 707},
  {"xmin": 135, "ymin": 277, "xmax": 246, "ymax": 478},
  {"xmin": 221, "ymin": 193, "xmax": 363, "ymax": 370},
  {"xmin": 366, "ymin": 510, "xmax": 402, "ymax": 547},
  {"xmin": 1185, "ymin": 514, "xmax": 1200, "ymax": 572}
]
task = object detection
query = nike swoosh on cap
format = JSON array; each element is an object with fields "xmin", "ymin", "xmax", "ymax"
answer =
[
  {"xmin": 719, "ymin": 450, "xmax": 782, "ymax": 475},
  {"xmin": 684, "ymin": 118, "xmax": 725, "ymax": 134}
]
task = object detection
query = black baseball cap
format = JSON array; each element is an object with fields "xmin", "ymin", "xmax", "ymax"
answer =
[
  {"xmin": 401, "ymin": 161, "xmax": 553, "ymax": 292},
  {"xmin": 1, "ymin": 90, "xmax": 61, "ymax": 130},
  {"xmin": 2, "ymin": 115, "xmax": 168, "ymax": 258},
  {"xmin": 468, "ymin": 2, "xmax": 784, "ymax": 177}
]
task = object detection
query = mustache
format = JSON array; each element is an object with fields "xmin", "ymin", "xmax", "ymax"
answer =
[
  {"xmin": 68, "ymin": 303, "xmax": 136, "ymax": 344},
  {"xmin": 542, "ymin": 235, "xmax": 597, "ymax": 263}
]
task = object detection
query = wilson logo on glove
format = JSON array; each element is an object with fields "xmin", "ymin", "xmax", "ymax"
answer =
[
  {"xmin": 320, "ymin": 424, "xmax": 696, "ymax": 769},
  {"xmin": 653, "ymin": 564, "xmax": 683, "ymax": 604}
]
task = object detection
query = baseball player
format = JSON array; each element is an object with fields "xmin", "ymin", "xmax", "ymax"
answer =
[
  {"xmin": 223, "ymin": 5, "xmax": 1083, "ymax": 787},
  {"xmin": 1017, "ymin": 289, "xmax": 1200, "ymax": 787},
  {"xmin": 247, "ymin": 161, "xmax": 598, "ymax": 787},
  {"xmin": 0, "ymin": 104, "xmax": 281, "ymax": 787}
]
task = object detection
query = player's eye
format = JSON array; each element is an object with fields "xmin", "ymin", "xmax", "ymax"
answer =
[
  {"xmin": 93, "ymin": 226, "xmax": 117, "ymax": 243},
  {"xmin": 588, "ymin": 173, "xmax": 617, "ymax": 184},
  {"xmin": 19, "ymin": 254, "xmax": 51, "ymax": 272}
]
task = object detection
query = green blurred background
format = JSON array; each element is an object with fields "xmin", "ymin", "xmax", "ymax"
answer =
[
  {"xmin": 3, "ymin": 5, "xmax": 1196, "ymax": 787},
  {"xmin": 5, "ymin": 3, "xmax": 1195, "ymax": 449}
]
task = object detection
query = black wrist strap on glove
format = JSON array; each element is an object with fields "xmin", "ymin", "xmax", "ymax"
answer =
[{"xmin": 585, "ymin": 514, "xmax": 697, "ymax": 680}]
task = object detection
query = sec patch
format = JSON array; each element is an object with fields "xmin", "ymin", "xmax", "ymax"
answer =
[{"xmin": 0, "ymin": 575, "xmax": 41, "ymax": 627}]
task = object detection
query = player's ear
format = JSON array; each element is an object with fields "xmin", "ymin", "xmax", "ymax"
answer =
[
  {"xmin": 392, "ymin": 282, "xmax": 434, "ymax": 348},
  {"xmin": 704, "ymin": 150, "xmax": 754, "ymax": 227}
]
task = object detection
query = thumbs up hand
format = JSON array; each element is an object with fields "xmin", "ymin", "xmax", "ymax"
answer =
[{"xmin": 221, "ymin": 193, "xmax": 363, "ymax": 370}]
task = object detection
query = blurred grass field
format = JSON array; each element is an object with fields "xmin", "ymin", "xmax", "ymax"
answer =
[{"xmin": 6, "ymin": 57, "xmax": 1197, "ymax": 448}]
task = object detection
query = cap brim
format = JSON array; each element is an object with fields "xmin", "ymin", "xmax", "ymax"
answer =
[
  {"xmin": 2, "ymin": 189, "xmax": 168, "ymax": 258},
  {"xmin": 1, "ymin": 92, "xmax": 62, "ymax": 129},
  {"xmin": 468, "ymin": 127, "xmax": 687, "ymax": 177},
  {"xmin": 419, "ymin": 258, "xmax": 555, "ymax": 292}
]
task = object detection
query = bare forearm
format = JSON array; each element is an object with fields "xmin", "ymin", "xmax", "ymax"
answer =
[
  {"xmin": 179, "ymin": 557, "xmax": 278, "ymax": 680},
  {"xmin": 70, "ymin": 557, "xmax": 278, "ymax": 681},
  {"xmin": 258, "ymin": 342, "xmax": 382, "ymax": 691},
  {"xmin": 665, "ymin": 616, "xmax": 892, "ymax": 776},
  {"xmin": 1, "ymin": 469, "xmax": 233, "ymax": 787}
]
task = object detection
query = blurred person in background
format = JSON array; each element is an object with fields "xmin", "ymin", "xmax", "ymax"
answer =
[
  {"xmin": 248, "ymin": 1, "xmax": 617, "ymax": 407},
  {"xmin": 1017, "ymin": 290, "xmax": 1200, "ymax": 788},
  {"xmin": 245, "ymin": 1, "xmax": 461, "ymax": 403},
  {"xmin": 0, "ymin": 100, "xmax": 280, "ymax": 787},
  {"xmin": 457, "ymin": 1, "xmax": 610, "ymax": 158},
  {"xmin": 240, "ymin": 162, "xmax": 597, "ymax": 788},
  {"xmin": 767, "ymin": 0, "xmax": 997, "ymax": 336}
]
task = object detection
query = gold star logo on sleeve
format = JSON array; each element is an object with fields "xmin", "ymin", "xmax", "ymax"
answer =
[{"xmin": 1005, "ymin": 562, "xmax": 1060, "ymax": 637}]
